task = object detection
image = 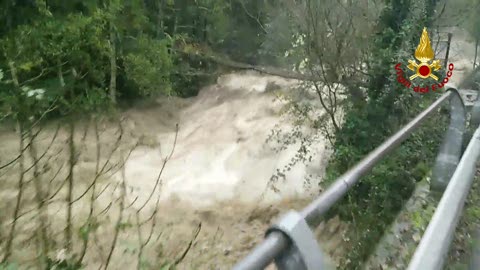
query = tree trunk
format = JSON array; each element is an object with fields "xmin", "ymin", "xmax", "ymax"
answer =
[
  {"xmin": 2, "ymin": 121, "xmax": 25, "ymax": 264},
  {"xmin": 58, "ymin": 60, "xmax": 65, "ymax": 88},
  {"xmin": 65, "ymin": 69, "xmax": 77, "ymax": 253},
  {"xmin": 172, "ymin": 0, "xmax": 179, "ymax": 35},
  {"xmin": 109, "ymin": 22, "xmax": 117, "ymax": 104},
  {"xmin": 475, "ymin": 38, "xmax": 479, "ymax": 69},
  {"xmin": 156, "ymin": 0, "xmax": 164, "ymax": 38},
  {"xmin": 65, "ymin": 113, "xmax": 75, "ymax": 253},
  {"xmin": 5, "ymin": 0, "xmax": 12, "ymax": 32},
  {"xmin": 6, "ymin": 61, "xmax": 50, "ymax": 267},
  {"xmin": 29, "ymin": 127, "xmax": 50, "ymax": 265}
]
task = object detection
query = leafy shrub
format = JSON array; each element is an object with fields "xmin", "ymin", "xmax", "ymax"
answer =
[
  {"xmin": 123, "ymin": 35, "xmax": 173, "ymax": 97},
  {"xmin": 321, "ymin": 0, "xmax": 446, "ymax": 268}
]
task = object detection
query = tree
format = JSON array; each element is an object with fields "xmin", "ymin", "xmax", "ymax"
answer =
[{"xmin": 467, "ymin": 0, "xmax": 480, "ymax": 68}]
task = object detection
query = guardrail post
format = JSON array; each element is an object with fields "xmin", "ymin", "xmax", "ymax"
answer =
[
  {"xmin": 430, "ymin": 86, "xmax": 466, "ymax": 192},
  {"xmin": 264, "ymin": 211, "xmax": 332, "ymax": 270},
  {"xmin": 470, "ymin": 87, "xmax": 480, "ymax": 128}
]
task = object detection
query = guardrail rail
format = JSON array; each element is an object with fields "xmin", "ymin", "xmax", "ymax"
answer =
[{"xmin": 233, "ymin": 85, "xmax": 472, "ymax": 270}]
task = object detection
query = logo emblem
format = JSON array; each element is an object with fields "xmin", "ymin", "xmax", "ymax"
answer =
[
  {"xmin": 394, "ymin": 27, "xmax": 454, "ymax": 93},
  {"xmin": 407, "ymin": 28, "xmax": 442, "ymax": 81}
]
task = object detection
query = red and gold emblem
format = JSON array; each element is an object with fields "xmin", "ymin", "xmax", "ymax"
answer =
[{"xmin": 407, "ymin": 27, "xmax": 442, "ymax": 80}]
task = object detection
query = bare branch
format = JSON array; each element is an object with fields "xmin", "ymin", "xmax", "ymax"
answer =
[
  {"xmin": 28, "ymin": 124, "xmax": 50, "ymax": 268},
  {"xmin": 237, "ymin": 0, "xmax": 267, "ymax": 34},
  {"xmin": 104, "ymin": 153, "xmax": 128, "ymax": 270},
  {"xmin": 24, "ymin": 124, "xmax": 60, "ymax": 174},
  {"xmin": 137, "ymin": 124, "xmax": 179, "ymax": 212},
  {"xmin": 65, "ymin": 117, "xmax": 76, "ymax": 252},
  {"xmin": 174, "ymin": 222, "xmax": 202, "ymax": 266},
  {"xmin": 2, "ymin": 122, "xmax": 26, "ymax": 263},
  {"xmin": 19, "ymin": 69, "xmax": 46, "ymax": 86},
  {"xmin": 78, "ymin": 117, "xmax": 101, "ymax": 264},
  {"xmin": 0, "ymin": 127, "xmax": 41, "ymax": 171}
]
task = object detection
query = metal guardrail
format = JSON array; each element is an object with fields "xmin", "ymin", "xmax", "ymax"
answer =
[
  {"xmin": 431, "ymin": 85, "xmax": 466, "ymax": 192},
  {"xmin": 233, "ymin": 87, "xmax": 466, "ymax": 270},
  {"xmin": 408, "ymin": 83, "xmax": 480, "ymax": 270},
  {"xmin": 407, "ymin": 124, "xmax": 480, "ymax": 269}
]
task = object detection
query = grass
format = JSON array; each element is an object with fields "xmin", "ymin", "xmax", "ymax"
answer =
[{"xmin": 445, "ymin": 169, "xmax": 480, "ymax": 269}]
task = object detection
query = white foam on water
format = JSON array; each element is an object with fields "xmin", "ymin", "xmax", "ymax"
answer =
[{"xmin": 120, "ymin": 71, "xmax": 333, "ymax": 209}]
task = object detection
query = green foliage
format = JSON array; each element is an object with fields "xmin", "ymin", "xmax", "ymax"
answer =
[
  {"xmin": 0, "ymin": 262, "xmax": 18, "ymax": 270},
  {"xmin": 440, "ymin": 0, "xmax": 480, "ymax": 40},
  {"xmin": 411, "ymin": 204, "xmax": 436, "ymax": 231},
  {"xmin": 46, "ymin": 258, "xmax": 82, "ymax": 270},
  {"xmin": 328, "ymin": 85, "xmax": 447, "ymax": 270},
  {"xmin": 124, "ymin": 35, "xmax": 173, "ymax": 97},
  {"xmin": 0, "ymin": 1, "xmax": 281, "ymax": 269},
  {"xmin": 160, "ymin": 263, "xmax": 175, "ymax": 270},
  {"xmin": 259, "ymin": 6, "xmax": 299, "ymax": 67},
  {"xmin": 466, "ymin": 0, "xmax": 480, "ymax": 41},
  {"xmin": 0, "ymin": 0, "xmax": 453, "ymax": 268},
  {"xmin": 78, "ymin": 218, "xmax": 100, "ymax": 242},
  {"xmin": 444, "ymin": 173, "xmax": 480, "ymax": 268},
  {"xmin": 320, "ymin": 0, "xmax": 447, "ymax": 268},
  {"xmin": 0, "ymin": 0, "xmax": 271, "ymax": 111}
]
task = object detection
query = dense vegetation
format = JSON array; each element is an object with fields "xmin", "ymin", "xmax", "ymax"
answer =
[
  {"xmin": 0, "ymin": 0, "xmax": 479, "ymax": 269},
  {"xmin": 0, "ymin": 0, "xmax": 274, "ymax": 107},
  {"xmin": 324, "ymin": 1, "xmax": 445, "ymax": 267}
]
